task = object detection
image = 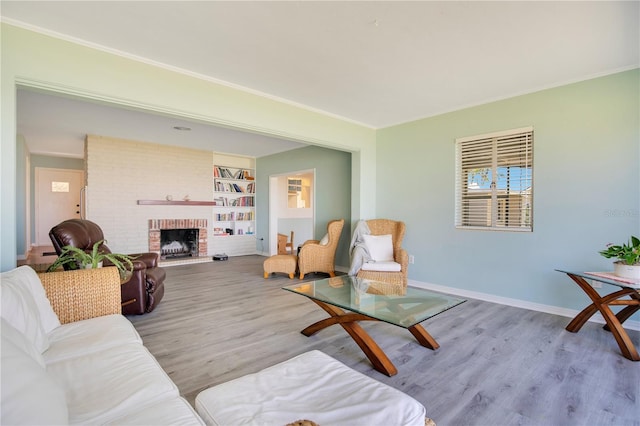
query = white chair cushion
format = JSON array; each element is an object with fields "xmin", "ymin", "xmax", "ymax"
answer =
[
  {"xmin": 362, "ymin": 234, "xmax": 394, "ymax": 262},
  {"xmin": 195, "ymin": 350, "xmax": 426, "ymax": 426},
  {"xmin": 360, "ymin": 260, "xmax": 402, "ymax": 272},
  {"xmin": 1, "ymin": 266, "xmax": 61, "ymax": 333},
  {"xmin": 319, "ymin": 233, "xmax": 329, "ymax": 245},
  {"xmin": 46, "ymin": 342, "xmax": 179, "ymax": 424},
  {"xmin": 44, "ymin": 314, "xmax": 142, "ymax": 364},
  {"xmin": 1, "ymin": 321, "xmax": 68, "ymax": 425}
]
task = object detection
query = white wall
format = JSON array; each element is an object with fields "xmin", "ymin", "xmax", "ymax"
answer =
[{"xmin": 86, "ymin": 135, "xmax": 213, "ymax": 254}]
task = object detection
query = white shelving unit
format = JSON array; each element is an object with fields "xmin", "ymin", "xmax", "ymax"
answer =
[{"xmin": 212, "ymin": 155, "xmax": 257, "ymax": 256}]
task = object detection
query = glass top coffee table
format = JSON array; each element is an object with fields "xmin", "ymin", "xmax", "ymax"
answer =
[{"xmin": 283, "ymin": 275, "xmax": 466, "ymax": 376}]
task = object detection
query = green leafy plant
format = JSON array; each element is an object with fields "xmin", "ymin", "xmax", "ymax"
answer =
[
  {"xmin": 599, "ymin": 236, "xmax": 640, "ymax": 266},
  {"xmin": 47, "ymin": 240, "xmax": 135, "ymax": 278}
]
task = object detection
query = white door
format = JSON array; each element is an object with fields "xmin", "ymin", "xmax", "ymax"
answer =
[{"xmin": 35, "ymin": 168, "xmax": 85, "ymax": 246}]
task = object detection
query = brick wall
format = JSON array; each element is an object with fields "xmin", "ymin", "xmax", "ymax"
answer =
[{"xmin": 85, "ymin": 135, "xmax": 214, "ymax": 255}]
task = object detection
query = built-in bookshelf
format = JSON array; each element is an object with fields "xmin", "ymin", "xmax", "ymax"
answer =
[{"xmin": 213, "ymin": 164, "xmax": 256, "ymax": 238}]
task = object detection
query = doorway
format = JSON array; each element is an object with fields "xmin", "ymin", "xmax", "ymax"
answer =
[
  {"xmin": 268, "ymin": 169, "xmax": 315, "ymax": 255},
  {"xmin": 35, "ymin": 167, "xmax": 85, "ymax": 246}
]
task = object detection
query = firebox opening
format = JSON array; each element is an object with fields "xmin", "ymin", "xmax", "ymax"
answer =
[{"xmin": 160, "ymin": 228, "xmax": 198, "ymax": 259}]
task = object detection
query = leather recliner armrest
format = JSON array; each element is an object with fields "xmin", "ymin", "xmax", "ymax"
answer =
[
  {"xmin": 128, "ymin": 252, "xmax": 159, "ymax": 268},
  {"xmin": 102, "ymin": 258, "xmax": 147, "ymax": 271}
]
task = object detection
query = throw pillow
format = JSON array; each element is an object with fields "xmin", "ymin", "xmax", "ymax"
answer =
[
  {"xmin": 362, "ymin": 234, "xmax": 394, "ymax": 262},
  {"xmin": 319, "ymin": 233, "xmax": 329, "ymax": 246}
]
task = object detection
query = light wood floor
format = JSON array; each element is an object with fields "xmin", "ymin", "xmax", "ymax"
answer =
[{"xmin": 127, "ymin": 256, "xmax": 639, "ymax": 426}]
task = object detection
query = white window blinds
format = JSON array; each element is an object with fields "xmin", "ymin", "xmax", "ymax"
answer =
[{"xmin": 455, "ymin": 127, "xmax": 533, "ymax": 231}]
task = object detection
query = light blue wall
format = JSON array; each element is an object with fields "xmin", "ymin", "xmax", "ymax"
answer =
[
  {"xmin": 376, "ymin": 69, "xmax": 640, "ymax": 313},
  {"xmin": 257, "ymin": 146, "xmax": 352, "ymax": 268},
  {"xmin": 278, "ymin": 218, "xmax": 313, "ymax": 250}
]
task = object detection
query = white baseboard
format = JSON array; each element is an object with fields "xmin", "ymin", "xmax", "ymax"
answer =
[{"xmin": 409, "ymin": 279, "xmax": 640, "ymax": 332}]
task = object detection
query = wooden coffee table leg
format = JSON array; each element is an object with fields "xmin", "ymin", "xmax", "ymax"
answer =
[
  {"xmin": 566, "ymin": 273, "xmax": 640, "ymax": 361},
  {"xmin": 408, "ymin": 324, "xmax": 440, "ymax": 350},
  {"xmin": 604, "ymin": 292, "xmax": 640, "ymax": 331},
  {"xmin": 303, "ymin": 299, "xmax": 398, "ymax": 376}
]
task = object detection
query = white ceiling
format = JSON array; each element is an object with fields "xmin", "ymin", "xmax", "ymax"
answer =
[{"xmin": 3, "ymin": 1, "xmax": 639, "ymax": 158}]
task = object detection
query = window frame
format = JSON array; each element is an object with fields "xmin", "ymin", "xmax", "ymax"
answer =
[{"xmin": 455, "ymin": 126, "xmax": 533, "ymax": 232}]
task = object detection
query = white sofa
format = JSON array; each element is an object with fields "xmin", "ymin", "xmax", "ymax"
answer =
[
  {"xmin": 1, "ymin": 266, "xmax": 204, "ymax": 425},
  {"xmin": 1, "ymin": 265, "xmax": 431, "ymax": 426}
]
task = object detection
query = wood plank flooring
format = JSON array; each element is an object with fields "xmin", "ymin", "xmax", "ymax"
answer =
[{"xmin": 127, "ymin": 255, "xmax": 640, "ymax": 426}]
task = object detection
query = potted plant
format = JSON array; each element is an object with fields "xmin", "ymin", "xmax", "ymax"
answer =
[
  {"xmin": 46, "ymin": 239, "xmax": 135, "ymax": 279},
  {"xmin": 599, "ymin": 236, "xmax": 640, "ymax": 280}
]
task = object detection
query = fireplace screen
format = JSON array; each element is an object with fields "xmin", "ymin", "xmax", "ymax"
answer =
[{"xmin": 160, "ymin": 228, "xmax": 198, "ymax": 259}]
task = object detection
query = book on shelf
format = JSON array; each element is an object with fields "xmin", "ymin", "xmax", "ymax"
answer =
[
  {"xmin": 215, "ymin": 181, "xmax": 254, "ymax": 193},
  {"xmin": 214, "ymin": 166, "xmax": 253, "ymax": 180},
  {"xmin": 214, "ymin": 197, "xmax": 228, "ymax": 206},
  {"xmin": 229, "ymin": 196, "xmax": 254, "ymax": 207}
]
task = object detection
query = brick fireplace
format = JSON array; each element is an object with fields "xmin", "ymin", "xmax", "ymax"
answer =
[{"xmin": 148, "ymin": 219, "xmax": 208, "ymax": 260}]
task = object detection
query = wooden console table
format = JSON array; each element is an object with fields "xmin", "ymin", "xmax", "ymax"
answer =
[{"xmin": 556, "ymin": 270, "xmax": 640, "ymax": 361}]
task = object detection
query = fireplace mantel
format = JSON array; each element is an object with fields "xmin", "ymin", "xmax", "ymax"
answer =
[{"xmin": 137, "ymin": 200, "xmax": 216, "ymax": 206}]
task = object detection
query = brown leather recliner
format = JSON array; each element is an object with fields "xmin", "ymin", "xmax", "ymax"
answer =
[{"xmin": 49, "ymin": 219, "xmax": 166, "ymax": 315}]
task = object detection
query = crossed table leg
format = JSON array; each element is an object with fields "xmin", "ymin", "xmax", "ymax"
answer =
[
  {"xmin": 301, "ymin": 299, "xmax": 440, "ymax": 376},
  {"xmin": 564, "ymin": 273, "xmax": 640, "ymax": 361}
]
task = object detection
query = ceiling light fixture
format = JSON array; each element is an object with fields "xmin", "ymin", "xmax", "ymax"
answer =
[{"xmin": 173, "ymin": 126, "xmax": 191, "ymax": 131}]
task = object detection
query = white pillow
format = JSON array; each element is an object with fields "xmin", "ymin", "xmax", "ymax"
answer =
[
  {"xmin": 1, "ymin": 323, "xmax": 68, "ymax": 425},
  {"xmin": 319, "ymin": 233, "xmax": 329, "ymax": 246},
  {"xmin": 363, "ymin": 234, "xmax": 394, "ymax": 262},
  {"xmin": 3, "ymin": 266, "xmax": 61, "ymax": 333}
]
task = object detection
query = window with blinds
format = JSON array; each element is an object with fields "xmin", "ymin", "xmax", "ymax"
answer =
[{"xmin": 455, "ymin": 127, "xmax": 533, "ymax": 231}]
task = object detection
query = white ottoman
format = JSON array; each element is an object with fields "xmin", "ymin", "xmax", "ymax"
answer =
[{"xmin": 195, "ymin": 350, "xmax": 428, "ymax": 426}]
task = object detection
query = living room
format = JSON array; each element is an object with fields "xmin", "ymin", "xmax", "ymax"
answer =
[{"xmin": 1, "ymin": 2, "xmax": 639, "ymax": 425}]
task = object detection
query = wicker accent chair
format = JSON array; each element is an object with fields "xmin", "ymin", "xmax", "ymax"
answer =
[
  {"xmin": 298, "ymin": 219, "xmax": 345, "ymax": 279},
  {"xmin": 356, "ymin": 219, "xmax": 409, "ymax": 291}
]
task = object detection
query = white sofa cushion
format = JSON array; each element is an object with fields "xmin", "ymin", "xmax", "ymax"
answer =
[
  {"xmin": 1, "ymin": 265, "xmax": 61, "ymax": 333},
  {"xmin": 1, "ymin": 320, "xmax": 68, "ymax": 425},
  {"xmin": 46, "ymin": 342, "xmax": 179, "ymax": 424},
  {"xmin": 361, "ymin": 260, "xmax": 402, "ymax": 272},
  {"xmin": 105, "ymin": 397, "xmax": 205, "ymax": 425},
  {"xmin": 1, "ymin": 318, "xmax": 46, "ymax": 367},
  {"xmin": 44, "ymin": 314, "xmax": 142, "ymax": 364},
  {"xmin": 362, "ymin": 234, "xmax": 394, "ymax": 262},
  {"xmin": 1, "ymin": 268, "xmax": 51, "ymax": 352},
  {"xmin": 195, "ymin": 350, "xmax": 426, "ymax": 426}
]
